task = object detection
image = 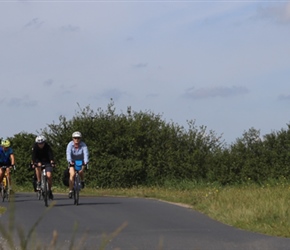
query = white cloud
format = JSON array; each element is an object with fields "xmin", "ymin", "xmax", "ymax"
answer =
[
  {"xmin": 60, "ymin": 25, "xmax": 80, "ymax": 33},
  {"xmin": 99, "ymin": 89, "xmax": 127, "ymax": 101},
  {"xmin": 44, "ymin": 79, "xmax": 53, "ymax": 86},
  {"xmin": 278, "ymin": 94, "xmax": 290, "ymax": 101},
  {"xmin": 183, "ymin": 86, "xmax": 249, "ymax": 100},
  {"xmin": 5, "ymin": 96, "xmax": 38, "ymax": 107},
  {"xmin": 256, "ymin": 3, "xmax": 290, "ymax": 24}
]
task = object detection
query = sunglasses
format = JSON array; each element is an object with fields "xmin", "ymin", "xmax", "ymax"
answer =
[{"xmin": 73, "ymin": 137, "xmax": 81, "ymax": 140}]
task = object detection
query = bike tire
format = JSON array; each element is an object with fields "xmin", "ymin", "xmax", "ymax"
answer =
[
  {"xmin": 5, "ymin": 176, "xmax": 10, "ymax": 202},
  {"xmin": 43, "ymin": 177, "xmax": 48, "ymax": 207},
  {"xmin": 1, "ymin": 184, "xmax": 5, "ymax": 202},
  {"xmin": 37, "ymin": 188, "xmax": 42, "ymax": 200},
  {"xmin": 74, "ymin": 174, "xmax": 80, "ymax": 205},
  {"xmin": 75, "ymin": 187, "xmax": 79, "ymax": 205}
]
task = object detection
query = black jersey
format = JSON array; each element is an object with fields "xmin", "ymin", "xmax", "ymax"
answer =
[{"xmin": 32, "ymin": 143, "xmax": 54, "ymax": 163}]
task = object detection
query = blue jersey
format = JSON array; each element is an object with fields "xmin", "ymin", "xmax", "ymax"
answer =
[{"xmin": 0, "ymin": 147, "xmax": 13, "ymax": 165}]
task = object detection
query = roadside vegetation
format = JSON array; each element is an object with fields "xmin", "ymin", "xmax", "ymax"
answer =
[{"xmin": 2, "ymin": 99, "xmax": 290, "ymax": 242}]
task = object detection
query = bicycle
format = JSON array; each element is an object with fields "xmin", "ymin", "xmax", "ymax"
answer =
[
  {"xmin": 71, "ymin": 160, "xmax": 84, "ymax": 206},
  {"xmin": 0, "ymin": 165, "xmax": 15, "ymax": 202},
  {"xmin": 35, "ymin": 163, "xmax": 52, "ymax": 207}
]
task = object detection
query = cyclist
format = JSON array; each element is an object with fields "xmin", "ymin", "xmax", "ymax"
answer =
[
  {"xmin": 0, "ymin": 139, "xmax": 15, "ymax": 190},
  {"xmin": 31, "ymin": 135, "xmax": 55, "ymax": 200},
  {"xmin": 66, "ymin": 131, "xmax": 89, "ymax": 198}
]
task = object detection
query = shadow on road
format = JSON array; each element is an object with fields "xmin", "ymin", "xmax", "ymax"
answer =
[{"xmin": 53, "ymin": 201, "xmax": 121, "ymax": 207}]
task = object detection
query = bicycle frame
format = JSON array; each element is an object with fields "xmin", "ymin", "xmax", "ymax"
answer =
[
  {"xmin": 0, "ymin": 166, "xmax": 10, "ymax": 202},
  {"xmin": 73, "ymin": 170, "xmax": 81, "ymax": 205},
  {"xmin": 36, "ymin": 164, "xmax": 50, "ymax": 207},
  {"xmin": 70, "ymin": 160, "xmax": 84, "ymax": 205}
]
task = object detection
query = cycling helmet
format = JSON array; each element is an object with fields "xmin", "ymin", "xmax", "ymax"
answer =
[
  {"xmin": 35, "ymin": 135, "xmax": 46, "ymax": 144},
  {"xmin": 1, "ymin": 140, "xmax": 11, "ymax": 148},
  {"xmin": 72, "ymin": 131, "xmax": 82, "ymax": 138}
]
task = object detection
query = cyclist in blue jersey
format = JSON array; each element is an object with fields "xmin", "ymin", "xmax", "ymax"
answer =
[
  {"xmin": 66, "ymin": 131, "xmax": 89, "ymax": 198},
  {"xmin": 0, "ymin": 140, "xmax": 15, "ymax": 190}
]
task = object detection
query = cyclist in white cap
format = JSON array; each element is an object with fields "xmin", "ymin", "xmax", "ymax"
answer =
[{"xmin": 66, "ymin": 131, "xmax": 89, "ymax": 198}]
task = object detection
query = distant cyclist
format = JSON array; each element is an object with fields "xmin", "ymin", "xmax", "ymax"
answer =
[
  {"xmin": 31, "ymin": 135, "xmax": 55, "ymax": 200},
  {"xmin": 0, "ymin": 139, "xmax": 15, "ymax": 190},
  {"xmin": 66, "ymin": 131, "xmax": 89, "ymax": 198}
]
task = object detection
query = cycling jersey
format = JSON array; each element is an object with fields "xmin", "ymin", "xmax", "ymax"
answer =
[
  {"xmin": 66, "ymin": 141, "xmax": 89, "ymax": 164},
  {"xmin": 32, "ymin": 143, "xmax": 54, "ymax": 163},
  {"xmin": 0, "ymin": 147, "xmax": 13, "ymax": 165}
]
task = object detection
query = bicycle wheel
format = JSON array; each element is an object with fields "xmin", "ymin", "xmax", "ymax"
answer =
[
  {"xmin": 1, "ymin": 183, "xmax": 5, "ymax": 202},
  {"xmin": 74, "ymin": 174, "xmax": 80, "ymax": 205},
  {"xmin": 37, "ymin": 181, "xmax": 42, "ymax": 200},
  {"xmin": 37, "ymin": 189, "xmax": 42, "ymax": 200},
  {"xmin": 5, "ymin": 176, "xmax": 10, "ymax": 202},
  {"xmin": 43, "ymin": 177, "xmax": 48, "ymax": 207}
]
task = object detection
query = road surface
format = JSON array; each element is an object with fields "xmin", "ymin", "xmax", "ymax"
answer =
[{"xmin": 0, "ymin": 192, "xmax": 290, "ymax": 250}]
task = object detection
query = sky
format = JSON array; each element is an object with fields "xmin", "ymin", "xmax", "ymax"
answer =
[{"xmin": 1, "ymin": 0, "xmax": 290, "ymax": 145}]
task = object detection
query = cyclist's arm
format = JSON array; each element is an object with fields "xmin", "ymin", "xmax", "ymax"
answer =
[
  {"xmin": 10, "ymin": 153, "xmax": 15, "ymax": 166},
  {"xmin": 66, "ymin": 141, "xmax": 73, "ymax": 164},
  {"xmin": 31, "ymin": 144, "xmax": 39, "ymax": 164},
  {"xmin": 47, "ymin": 144, "xmax": 55, "ymax": 165},
  {"xmin": 82, "ymin": 143, "xmax": 89, "ymax": 165}
]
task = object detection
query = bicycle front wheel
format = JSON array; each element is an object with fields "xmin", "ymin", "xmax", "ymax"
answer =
[
  {"xmin": 43, "ymin": 178, "xmax": 48, "ymax": 207},
  {"xmin": 5, "ymin": 176, "xmax": 10, "ymax": 202},
  {"xmin": 74, "ymin": 175, "xmax": 80, "ymax": 205},
  {"xmin": 37, "ymin": 188, "xmax": 42, "ymax": 200},
  {"xmin": 1, "ymin": 183, "xmax": 5, "ymax": 202}
]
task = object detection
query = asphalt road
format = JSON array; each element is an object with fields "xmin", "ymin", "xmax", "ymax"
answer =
[{"xmin": 0, "ymin": 192, "xmax": 290, "ymax": 250}]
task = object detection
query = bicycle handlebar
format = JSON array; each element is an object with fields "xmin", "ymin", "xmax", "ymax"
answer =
[
  {"xmin": 1, "ymin": 165, "xmax": 16, "ymax": 171},
  {"xmin": 68, "ymin": 161, "xmax": 88, "ymax": 170},
  {"xmin": 32, "ymin": 163, "xmax": 55, "ymax": 168}
]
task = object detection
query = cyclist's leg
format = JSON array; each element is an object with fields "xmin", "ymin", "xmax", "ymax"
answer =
[
  {"xmin": 6, "ymin": 168, "xmax": 11, "ymax": 190},
  {"xmin": 79, "ymin": 165, "xmax": 85, "ymax": 188},
  {"xmin": 45, "ymin": 165, "xmax": 53, "ymax": 199},
  {"xmin": 35, "ymin": 166, "xmax": 42, "ymax": 190},
  {"xmin": 68, "ymin": 167, "xmax": 75, "ymax": 198},
  {"xmin": 0, "ymin": 168, "xmax": 5, "ymax": 185},
  {"xmin": 45, "ymin": 166, "xmax": 53, "ymax": 189}
]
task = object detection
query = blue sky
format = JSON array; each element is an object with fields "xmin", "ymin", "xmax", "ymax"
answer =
[{"xmin": 1, "ymin": 1, "xmax": 290, "ymax": 144}]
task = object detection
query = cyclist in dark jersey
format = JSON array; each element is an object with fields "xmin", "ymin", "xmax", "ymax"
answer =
[{"xmin": 32, "ymin": 135, "xmax": 55, "ymax": 199}]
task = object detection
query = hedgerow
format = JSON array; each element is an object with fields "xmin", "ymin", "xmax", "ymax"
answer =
[{"xmin": 6, "ymin": 100, "xmax": 290, "ymax": 188}]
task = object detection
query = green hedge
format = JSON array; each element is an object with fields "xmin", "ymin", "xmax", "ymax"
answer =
[{"xmin": 7, "ymin": 101, "xmax": 290, "ymax": 188}]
